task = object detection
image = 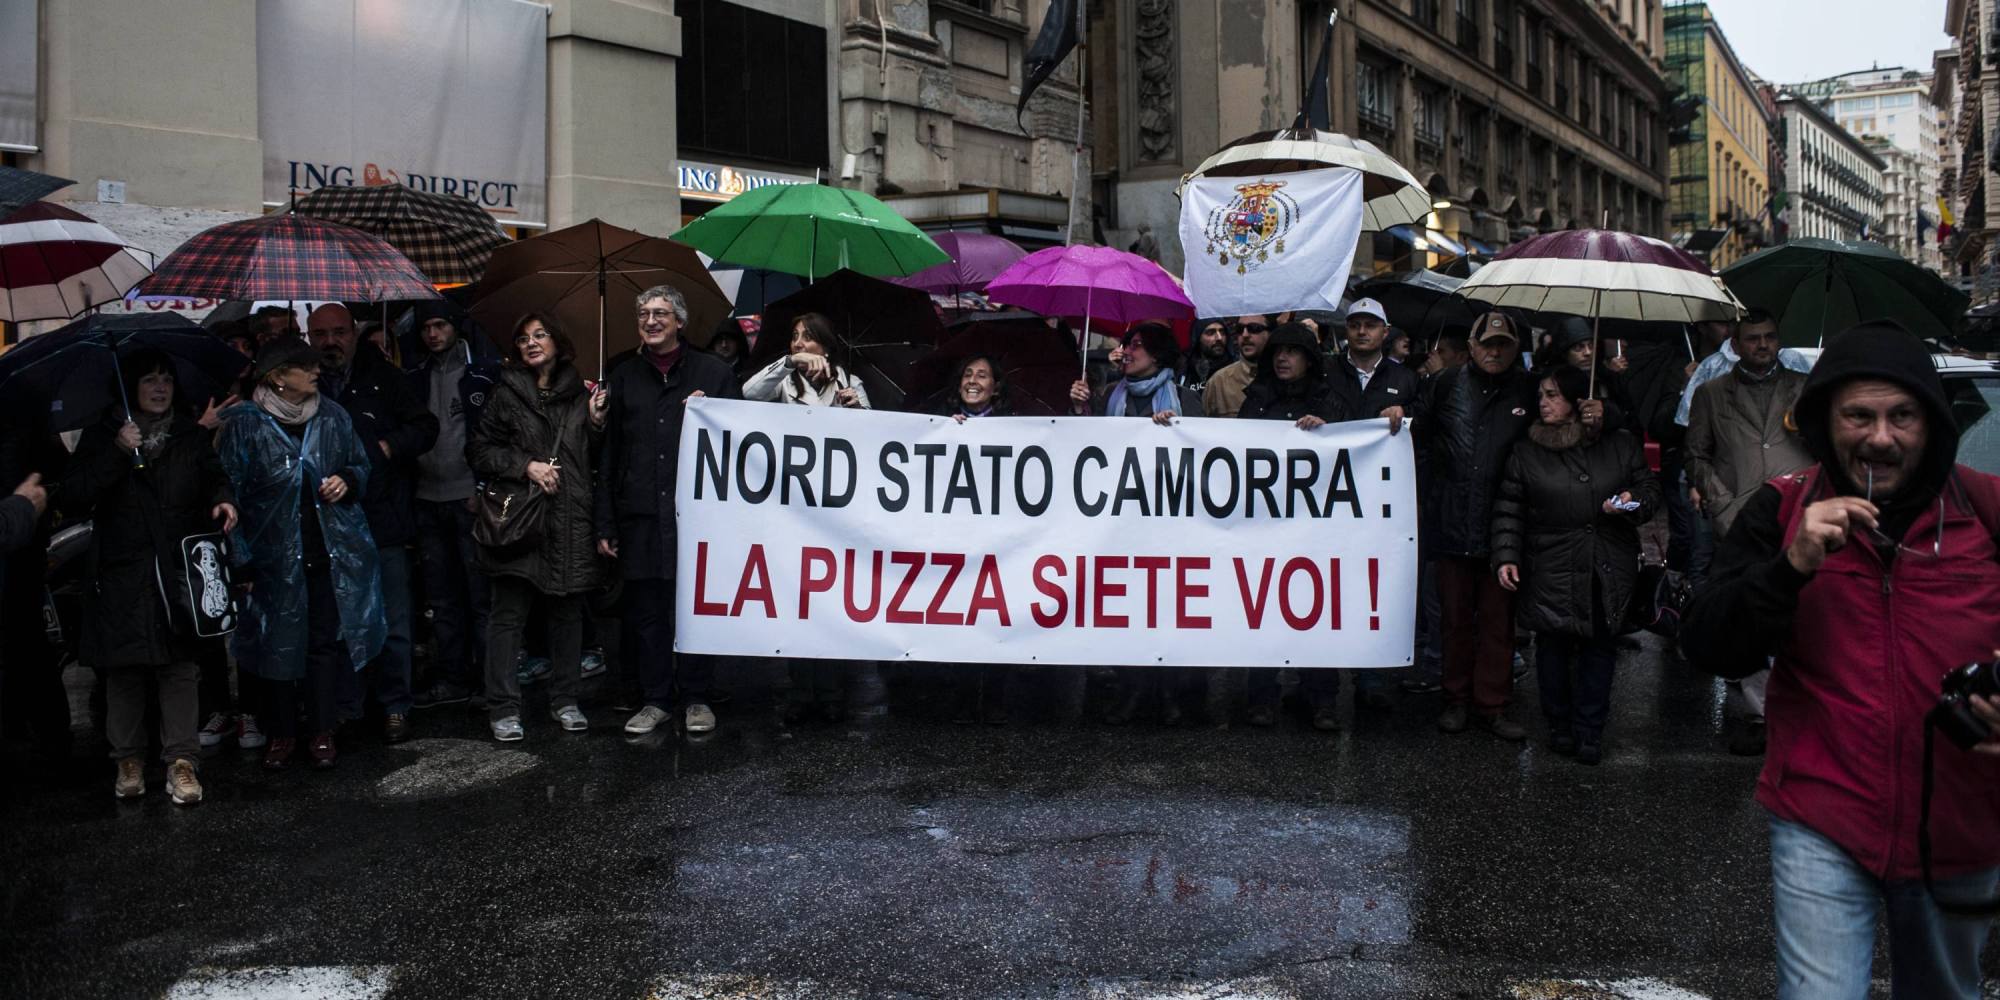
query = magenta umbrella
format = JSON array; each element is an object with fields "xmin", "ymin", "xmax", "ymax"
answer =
[
  {"xmin": 891, "ymin": 232, "xmax": 1028, "ymax": 296},
  {"xmin": 985, "ymin": 244, "xmax": 1196, "ymax": 377}
]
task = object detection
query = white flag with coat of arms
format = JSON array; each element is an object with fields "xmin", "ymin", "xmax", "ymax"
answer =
[{"xmin": 1177, "ymin": 167, "xmax": 1364, "ymax": 318}]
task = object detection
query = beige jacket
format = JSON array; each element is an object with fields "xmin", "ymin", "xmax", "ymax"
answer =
[
  {"xmin": 1201, "ymin": 359, "xmax": 1256, "ymax": 418},
  {"xmin": 1684, "ymin": 364, "xmax": 1812, "ymax": 534}
]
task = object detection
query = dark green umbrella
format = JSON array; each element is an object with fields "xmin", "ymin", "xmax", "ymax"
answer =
[
  {"xmin": 1721, "ymin": 238, "xmax": 1968, "ymax": 347},
  {"xmin": 670, "ymin": 184, "xmax": 948, "ymax": 281}
]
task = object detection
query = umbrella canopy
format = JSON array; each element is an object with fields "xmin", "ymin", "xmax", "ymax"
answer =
[
  {"xmin": 706, "ymin": 259, "xmax": 805, "ymax": 318},
  {"xmin": 986, "ymin": 245, "xmax": 1196, "ymax": 327},
  {"xmin": 0, "ymin": 166, "xmax": 75, "ymax": 217},
  {"xmin": 671, "ymin": 184, "xmax": 949, "ymax": 280},
  {"xmin": 908, "ymin": 313, "xmax": 1083, "ymax": 416},
  {"xmin": 292, "ymin": 182, "xmax": 510, "ymax": 286},
  {"xmin": 0, "ymin": 312, "xmax": 249, "ymax": 432},
  {"xmin": 466, "ymin": 219, "xmax": 732, "ymax": 379},
  {"xmin": 0, "ymin": 201, "xmax": 155, "ymax": 322},
  {"xmin": 1456, "ymin": 229, "xmax": 1743, "ymax": 324},
  {"xmin": 1351, "ymin": 269, "xmax": 1481, "ymax": 342},
  {"xmin": 751, "ymin": 269, "xmax": 946, "ymax": 410},
  {"xmin": 1185, "ymin": 129, "xmax": 1431, "ymax": 232},
  {"xmin": 890, "ymin": 232, "xmax": 1029, "ymax": 295},
  {"xmin": 136, "ymin": 213, "xmax": 440, "ymax": 303},
  {"xmin": 1721, "ymin": 238, "xmax": 1970, "ymax": 347}
]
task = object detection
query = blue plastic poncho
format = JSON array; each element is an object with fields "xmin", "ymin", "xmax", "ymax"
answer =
[{"xmin": 216, "ymin": 398, "xmax": 386, "ymax": 681}]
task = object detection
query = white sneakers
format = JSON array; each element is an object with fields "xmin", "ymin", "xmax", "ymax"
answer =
[
  {"xmin": 684, "ymin": 703, "xmax": 717, "ymax": 733},
  {"xmin": 623, "ymin": 706, "xmax": 670, "ymax": 735},
  {"xmin": 551, "ymin": 705, "xmax": 589, "ymax": 732},
  {"xmin": 491, "ymin": 716, "xmax": 525, "ymax": 742}
]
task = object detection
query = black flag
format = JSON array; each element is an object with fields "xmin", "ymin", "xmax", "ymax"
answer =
[
  {"xmin": 1294, "ymin": 13, "xmax": 1336, "ymax": 131},
  {"xmin": 1017, "ymin": 0, "xmax": 1080, "ymax": 128}
]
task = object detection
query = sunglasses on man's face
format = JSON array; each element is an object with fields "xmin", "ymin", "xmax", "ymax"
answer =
[{"xmin": 1233, "ymin": 323, "xmax": 1270, "ymax": 334}]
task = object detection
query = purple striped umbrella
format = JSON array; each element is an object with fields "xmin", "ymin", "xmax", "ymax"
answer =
[
  {"xmin": 0, "ymin": 202, "xmax": 154, "ymax": 322},
  {"xmin": 890, "ymin": 232, "xmax": 1028, "ymax": 295},
  {"xmin": 986, "ymin": 245, "xmax": 1195, "ymax": 376},
  {"xmin": 1456, "ymin": 229, "xmax": 1743, "ymax": 392}
]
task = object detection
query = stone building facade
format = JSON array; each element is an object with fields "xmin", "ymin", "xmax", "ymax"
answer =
[
  {"xmin": 1091, "ymin": 0, "xmax": 1674, "ymax": 277},
  {"xmin": 1939, "ymin": 0, "xmax": 1999, "ymax": 298},
  {"xmin": 1774, "ymin": 93, "xmax": 1884, "ymax": 243}
]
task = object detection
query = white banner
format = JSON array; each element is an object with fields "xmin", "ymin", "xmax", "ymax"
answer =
[
  {"xmin": 675, "ymin": 399, "xmax": 1418, "ymax": 668},
  {"xmin": 1178, "ymin": 168, "xmax": 1363, "ymax": 318},
  {"xmin": 257, "ymin": 0, "xmax": 549, "ymax": 226}
]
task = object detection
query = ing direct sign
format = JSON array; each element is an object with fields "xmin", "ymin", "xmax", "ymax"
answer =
[{"xmin": 678, "ymin": 160, "xmax": 815, "ymax": 203}]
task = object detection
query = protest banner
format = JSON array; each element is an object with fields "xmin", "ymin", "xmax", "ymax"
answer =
[{"xmin": 675, "ymin": 399, "xmax": 1417, "ymax": 669}]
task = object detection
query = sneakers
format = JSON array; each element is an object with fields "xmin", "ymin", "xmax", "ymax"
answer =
[
  {"xmin": 1476, "ymin": 714, "xmax": 1528, "ymax": 741},
  {"xmin": 1310, "ymin": 703, "xmax": 1342, "ymax": 732},
  {"xmin": 624, "ymin": 706, "xmax": 670, "ymax": 735},
  {"xmin": 551, "ymin": 705, "xmax": 589, "ymax": 732},
  {"xmin": 114, "ymin": 757, "xmax": 144, "ymax": 799},
  {"xmin": 263, "ymin": 737, "xmax": 295, "ymax": 771},
  {"xmin": 516, "ymin": 652, "xmax": 552, "ymax": 685},
  {"xmin": 166, "ymin": 759, "xmax": 203, "ymax": 805},
  {"xmin": 384, "ymin": 714, "xmax": 412, "ymax": 744},
  {"xmin": 579, "ymin": 649, "xmax": 607, "ymax": 679},
  {"xmin": 237, "ymin": 714, "xmax": 268, "ymax": 750},
  {"xmin": 491, "ymin": 716, "xmax": 525, "ymax": 742},
  {"xmin": 309, "ymin": 731, "xmax": 337, "ymax": 769},
  {"xmin": 198, "ymin": 712, "xmax": 236, "ymax": 748},
  {"xmin": 412, "ymin": 680, "xmax": 472, "ymax": 710},
  {"xmin": 684, "ymin": 703, "xmax": 717, "ymax": 734},
  {"xmin": 1437, "ymin": 704, "xmax": 1469, "ymax": 733}
]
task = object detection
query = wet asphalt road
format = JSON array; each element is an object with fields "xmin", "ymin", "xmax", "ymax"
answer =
[{"xmin": 2, "ymin": 642, "xmax": 1994, "ymax": 1000}]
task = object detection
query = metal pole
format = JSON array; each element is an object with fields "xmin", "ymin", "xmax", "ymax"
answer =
[
  {"xmin": 1079, "ymin": 284, "xmax": 1095, "ymax": 382},
  {"xmin": 1066, "ymin": 0, "xmax": 1088, "ymax": 246},
  {"xmin": 1588, "ymin": 288, "xmax": 1601, "ymax": 399}
]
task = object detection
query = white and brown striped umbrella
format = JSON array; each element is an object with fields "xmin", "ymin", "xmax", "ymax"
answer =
[
  {"xmin": 0, "ymin": 201, "xmax": 154, "ymax": 322},
  {"xmin": 1456, "ymin": 229, "xmax": 1743, "ymax": 324}
]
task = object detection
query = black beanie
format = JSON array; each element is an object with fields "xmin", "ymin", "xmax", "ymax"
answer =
[{"xmin": 1794, "ymin": 319, "xmax": 1957, "ymax": 500}]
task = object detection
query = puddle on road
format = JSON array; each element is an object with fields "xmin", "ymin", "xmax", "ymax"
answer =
[
  {"xmin": 1511, "ymin": 979, "xmax": 1714, "ymax": 1000},
  {"xmin": 165, "ymin": 965, "xmax": 393, "ymax": 1000},
  {"xmin": 374, "ymin": 738, "xmax": 542, "ymax": 800}
]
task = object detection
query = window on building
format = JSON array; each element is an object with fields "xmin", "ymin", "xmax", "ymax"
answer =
[
  {"xmin": 1493, "ymin": 0, "xmax": 1514, "ymax": 77},
  {"xmin": 1416, "ymin": 86, "xmax": 1447, "ymax": 151},
  {"xmin": 1461, "ymin": 108, "xmax": 1487, "ymax": 166},
  {"xmin": 1456, "ymin": 0, "xmax": 1481, "ymax": 55},
  {"xmin": 1412, "ymin": 0, "xmax": 1441, "ymax": 31},
  {"xmin": 1357, "ymin": 60, "xmax": 1397, "ymax": 136},
  {"xmin": 677, "ymin": 0, "xmax": 829, "ymax": 169}
]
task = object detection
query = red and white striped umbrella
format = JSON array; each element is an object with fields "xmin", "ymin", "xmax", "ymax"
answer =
[
  {"xmin": 0, "ymin": 202, "xmax": 155, "ymax": 322},
  {"xmin": 1455, "ymin": 229, "xmax": 1743, "ymax": 324}
]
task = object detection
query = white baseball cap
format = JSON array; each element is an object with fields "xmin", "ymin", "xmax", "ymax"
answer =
[{"xmin": 1346, "ymin": 297, "xmax": 1388, "ymax": 324}]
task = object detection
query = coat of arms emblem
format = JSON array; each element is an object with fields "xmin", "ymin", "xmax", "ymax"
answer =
[{"xmin": 1203, "ymin": 180, "xmax": 1301, "ymax": 275}]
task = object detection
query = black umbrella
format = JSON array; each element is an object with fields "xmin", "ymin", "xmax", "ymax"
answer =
[
  {"xmin": 0, "ymin": 313, "xmax": 250, "ymax": 441},
  {"xmin": 754, "ymin": 269, "xmax": 946, "ymax": 410},
  {"xmin": 909, "ymin": 312, "xmax": 1082, "ymax": 416},
  {"xmin": 0, "ymin": 166, "xmax": 75, "ymax": 217},
  {"xmin": 1352, "ymin": 269, "xmax": 1481, "ymax": 344}
]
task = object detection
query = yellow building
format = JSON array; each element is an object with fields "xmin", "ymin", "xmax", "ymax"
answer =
[{"xmin": 1664, "ymin": 2, "xmax": 1770, "ymax": 268}]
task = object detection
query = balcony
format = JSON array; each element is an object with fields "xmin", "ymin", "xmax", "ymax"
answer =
[
  {"xmin": 1358, "ymin": 105, "xmax": 1397, "ymax": 138},
  {"xmin": 1416, "ymin": 124, "xmax": 1445, "ymax": 155}
]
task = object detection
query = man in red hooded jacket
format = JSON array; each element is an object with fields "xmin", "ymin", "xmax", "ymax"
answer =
[{"xmin": 1684, "ymin": 320, "xmax": 2000, "ymax": 1000}]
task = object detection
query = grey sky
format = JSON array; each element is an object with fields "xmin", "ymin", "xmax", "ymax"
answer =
[{"xmin": 1700, "ymin": 0, "xmax": 1952, "ymax": 84}]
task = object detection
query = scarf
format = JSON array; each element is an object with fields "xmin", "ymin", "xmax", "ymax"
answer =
[
  {"xmin": 958, "ymin": 403, "xmax": 994, "ymax": 419},
  {"xmin": 254, "ymin": 383, "xmax": 320, "ymax": 426},
  {"xmin": 134, "ymin": 412, "xmax": 175, "ymax": 458},
  {"xmin": 1105, "ymin": 368, "xmax": 1178, "ymax": 417},
  {"xmin": 1527, "ymin": 418, "xmax": 1590, "ymax": 451},
  {"xmin": 645, "ymin": 343, "xmax": 684, "ymax": 378}
]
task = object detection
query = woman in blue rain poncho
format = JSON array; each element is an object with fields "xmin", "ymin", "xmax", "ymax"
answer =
[{"xmin": 216, "ymin": 339, "xmax": 386, "ymax": 772}]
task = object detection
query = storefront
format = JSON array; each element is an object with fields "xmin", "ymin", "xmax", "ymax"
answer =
[{"xmin": 677, "ymin": 158, "xmax": 817, "ymax": 224}]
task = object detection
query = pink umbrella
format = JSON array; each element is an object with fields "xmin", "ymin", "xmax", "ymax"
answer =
[
  {"xmin": 985, "ymin": 245, "xmax": 1195, "ymax": 376},
  {"xmin": 891, "ymin": 232, "xmax": 1028, "ymax": 296}
]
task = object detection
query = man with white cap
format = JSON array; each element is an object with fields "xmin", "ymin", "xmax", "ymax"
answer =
[{"xmin": 1334, "ymin": 297, "xmax": 1419, "ymax": 436}]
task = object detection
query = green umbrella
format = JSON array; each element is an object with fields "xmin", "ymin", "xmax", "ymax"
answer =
[
  {"xmin": 1720, "ymin": 238, "xmax": 1968, "ymax": 348},
  {"xmin": 670, "ymin": 184, "xmax": 949, "ymax": 281}
]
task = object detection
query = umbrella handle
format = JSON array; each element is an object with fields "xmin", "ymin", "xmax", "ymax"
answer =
[
  {"xmin": 1588, "ymin": 289, "xmax": 1600, "ymax": 401},
  {"xmin": 111, "ymin": 347, "xmax": 145, "ymax": 470}
]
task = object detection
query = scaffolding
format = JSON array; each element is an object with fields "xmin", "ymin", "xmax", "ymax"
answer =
[{"xmin": 1664, "ymin": 1, "xmax": 1709, "ymax": 234}]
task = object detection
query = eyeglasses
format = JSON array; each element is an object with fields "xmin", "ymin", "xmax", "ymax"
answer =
[{"xmin": 637, "ymin": 309, "xmax": 676, "ymax": 321}]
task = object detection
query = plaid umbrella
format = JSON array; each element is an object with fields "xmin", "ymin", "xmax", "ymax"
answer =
[
  {"xmin": 136, "ymin": 213, "xmax": 440, "ymax": 303},
  {"xmin": 293, "ymin": 183, "xmax": 510, "ymax": 286},
  {"xmin": 0, "ymin": 166, "xmax": 75, "ymax": 217},
  {"xmin": 0, "ymin": 201, "xmax": 155, "ymax": 322}
]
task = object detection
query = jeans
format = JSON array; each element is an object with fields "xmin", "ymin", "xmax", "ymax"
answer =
[
  {"xmin": 341, "ymin": 546, "xmax": 413, "ymax": 717},
  {"xmin": 484, "ymin": 575, "xmax": 582, "ymax": 722},
  {"xmin": 1436, "ymin": 556, "xmax": 1516, "ymax": 715},
  {"xmin": 106, "ymin": 660, "xmax": 199, "ymax": 762},
  {"xmin": 416, "ymin": 499, "xmax": 488, "ymax": 690},
  {"xmin": 261, "ymin": 562, "xmax": 348, "ymax": 739},
  {"xmin": 622, "ymin": 578, "xmax": 713, "ymax": 711},
  {"xmin": 1533, "ymin": 631, "xmax": 1617, "ymax": 741},
  {"xmin": 1769, "ymin": 816, "xmax": 1997, "ymax": 1000}
]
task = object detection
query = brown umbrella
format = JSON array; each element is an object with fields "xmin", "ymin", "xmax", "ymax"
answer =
[{"xmin": 466, "ymin": 219, "xmax": 730, "ymax": 379}]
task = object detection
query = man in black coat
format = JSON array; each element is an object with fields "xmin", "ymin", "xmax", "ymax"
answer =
[
  {"xmin": 1421, "ymin": 312, "xmax": 1546, "ymax": 740},
  {"xmin": 1331, "ymin": 297, "xmax": 1420, "ymax": 435},
  {"xmin": 595, "ymin": 284, "xmax": 742, "ymax": 737},
  {"xmin": 0, "ymin": 422, "xmax": 68, "ymax": 755},
  {"xmin": 310, "ymin": 303, "xmax": 440, "ymax": 742}
]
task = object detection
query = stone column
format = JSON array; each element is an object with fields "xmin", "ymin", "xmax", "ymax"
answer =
[{"xmin": 546, "ymin": 0, "xmax": 682, "ymax": 232}]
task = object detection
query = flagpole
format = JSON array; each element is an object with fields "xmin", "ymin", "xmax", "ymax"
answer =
[{"xmin": 1066, "ymin": 0, "xmax": 1087, "ymax": 246}]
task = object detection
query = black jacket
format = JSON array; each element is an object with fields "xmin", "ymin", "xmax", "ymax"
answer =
[
  {"xmin": 1422, "ymin": 362, "xmax": 1539, "ymax": 558},
  {"xmin": 0, "ymin": 423, "xmax": 65, "ymax": 608},
  {"xmin": 332, "ymin": 345, "xmax": 439, "ymax": 546},
  {"xmin": 406, "ymin": 338, "xmax": 499, "ymax": 438},
  {"xmin": 595, "ymin": 348, "xmax": 743, "ymax": 581},
  {"xmin": 1331, "ymin": 354, "xmax": 1420, "ymax": 419},
  {"xmin": 1490, "ymin": 424, "xmax": 1660, "ymax": 637},
  {"xmin": 1239, "ymin": 327, "xmax": 1359, "ymax": 424},
  {"xmin": 62, "ymin": 416, "xmax": 234, "ymax": 669},
  {"xmin": 468, "ymin": 365, "xmax": 607, "ymax": 596}
]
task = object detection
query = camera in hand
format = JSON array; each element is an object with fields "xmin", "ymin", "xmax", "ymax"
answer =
[{"xmin": 1929, "ymin": 660, "xmax": 2000, "ymax": 750}]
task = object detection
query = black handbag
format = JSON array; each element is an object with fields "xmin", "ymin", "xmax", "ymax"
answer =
[
  {"xmin": 158, "ymin": 532, "xmax": 239, "ymax": 638},
  {"xmin": 1620, "ymin": 561, "xmax": 1691, "ymax": 638},
  {"xmin": 473, "ymin": 394, "xmax": 582, "ymax": 551}
]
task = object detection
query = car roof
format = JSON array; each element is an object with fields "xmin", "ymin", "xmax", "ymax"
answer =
[{"xmin": 1785, "ymin": 348, "xmax": 1999, "ymax": 374}]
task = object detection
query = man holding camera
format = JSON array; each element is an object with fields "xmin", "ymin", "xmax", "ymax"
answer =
[{"xmin": 1683, "ymin": 321, "xmax": 2000, "ymax": 999}]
